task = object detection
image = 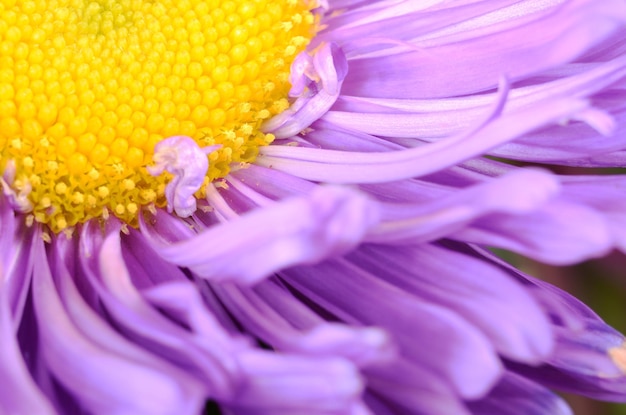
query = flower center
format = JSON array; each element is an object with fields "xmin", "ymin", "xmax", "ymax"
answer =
[{"xmin": 0, "ymin": 0, "xmax": 316, "ymax": 232}]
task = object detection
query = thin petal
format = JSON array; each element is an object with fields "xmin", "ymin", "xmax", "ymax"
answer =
[
  {"xmin": 467, "ymin": 372, "xmax": 573, "ymax": 415},
  {"xmin": 257, "ymin": 97, "xmax": 590, "ymax": 183},
  {"xmin": 31, "ymin": 231, "xmax": 206, "ymax": 415},
  {"xmin": 454, "ymin": 200, "xmax": 612, "ymax": 264},
  {"xmin": 368, "ymin": 168, "xmax": 560, "ymax": 243},
  {"xmin": 340, "ymin": 0, "xmax": 626, "ymax": 98},
  {"xmin": 280, "ymin": 258, "xmax": 503, "ymax": 399},
  {"xmin": 141, "ymin": 185, "xmax": 380, "ymax": 284},
  {"xmin": 348, "ymin": 242, "xmax": 554, "ymax": 364}
]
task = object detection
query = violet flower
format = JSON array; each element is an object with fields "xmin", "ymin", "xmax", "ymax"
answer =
[{"xmin": 1, "ymin": 0, "xmax": 626, "ymax": 414}]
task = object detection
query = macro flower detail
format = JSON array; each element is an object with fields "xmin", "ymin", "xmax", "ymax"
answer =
[
  {"xmin": 0, "ymin": 0, "xmax": 316, "ymax": 231},
  {"xmin": 2, "ymin": 0, "xmax": 626, "ymax": 414},
  {"xmin": 148, "ymin": 136, "xmax": 220, "ymax": 217}
]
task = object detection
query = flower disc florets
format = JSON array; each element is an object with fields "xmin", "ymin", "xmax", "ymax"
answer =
[{"xmin": 0, "ymin": 0, "xmax": 316, "ymax": 232}]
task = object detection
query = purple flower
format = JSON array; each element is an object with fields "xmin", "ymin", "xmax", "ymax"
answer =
[{"xmin": 2, "ymin": 0, "xmax": 626, "ymax": 414}]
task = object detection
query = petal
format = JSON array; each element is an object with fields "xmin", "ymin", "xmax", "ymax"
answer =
[
  {"xmin": 454, "ymin": 200, "xmax": 612, "ymax": 264},
  {"xmin": 264, "ymin": 43, "xmax": 349, "ymax": 139},
  {"xmin": 31, "ymin": 231, "xmax": 206, "ymax": 415},
  {"xmin": 560, "ymin": 175, "xmax": 626, "ymax": 251},
  {"xmin": 364, "ymin": 360, "xmax": 472, "ymax": 415},
  {"xmin": 467, "ymin": 372, "xmax": 573, "ymax": 415},
  {"xmin": 141, "ymin": 185, "xmax": 380, "ymax": 284},
  {"xmin": 257, "ymin": 96, "xmax": 591, "ymax": 183},
  {"xmin": 231, "ymin": 352, "xmax": 368, "ymax": 415},
  {"xmin": 0, "ymin": 225, "xmax": 55, "ymax": 414},
  {"xmin": 144, "ymin": 282, "xmax": 372, "ymax": 414},
  {"xmin": 347, "ymin": 242, "xmax": 554, "ymax": 364},
  {"xmin": 368, "ymin": 168, "xmax": 560, "ymax": 243},
  {"xmin": 340, "ymin": 0, "xmax": 626, "ymax": 98},
  {"xmin": 207, "ymin": 280, "xmax": 396, "ymax": 367},
  {"xmin": 280, "ymin": 257, "xmax": 503, "ymax": 399},
  {"xmin": 474, "ymin": 248, "xmax": 626, "ymax": 401},
  {"xmin": 96, "ymin": 228, "xmax": 369, "ymax": 413},
  {"xmin": 90, "ymin": 228, "xmax": 242, "ymax": 398}
]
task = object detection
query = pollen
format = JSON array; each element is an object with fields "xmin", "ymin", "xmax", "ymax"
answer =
[
  {"xmin": 609, "ymin": 342, "xmax": 626, "ymax": 373},
  {"xmin": 0, "ymin": 0, "xmax": 317, "ymax": 232}
]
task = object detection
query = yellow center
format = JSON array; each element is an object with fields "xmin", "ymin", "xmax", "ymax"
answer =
[{"xmin": 0, "ymin": 0, "xmax": 316, "ymax": 232}]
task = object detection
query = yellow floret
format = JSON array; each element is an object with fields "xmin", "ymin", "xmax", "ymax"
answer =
[{"xmin": 0, "ymin": 0, "xmax": 317, "ymax": 232}]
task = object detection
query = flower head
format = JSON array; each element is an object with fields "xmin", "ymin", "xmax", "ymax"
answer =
[{"xmin": 2, "ymin": 0, "xmax": 626, "ymax": 414}]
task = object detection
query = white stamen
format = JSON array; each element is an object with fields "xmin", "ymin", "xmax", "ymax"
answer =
[
  {"xmin": 148, "ymin": 136, "xmax": 220, "ymax": 218},
  {"xmin": 1, "ymin": 160, "xmax": 33, "ymax": 213}
]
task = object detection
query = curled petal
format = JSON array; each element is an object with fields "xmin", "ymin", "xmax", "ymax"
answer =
[
  {"xmin": 93, "ymin": 229, "xmax": 243, "ymax": 399},
  {"xmin": 95, "ymin": 226, "xmax": 373, "ymax": 412},
  {"xmin": 141, "ymin": 185, "xmax": 380, "ymax": 284},
  {"xmin": 258, "ymin": 97, "xmax": 591, "ymax": 183},
  {"xmin": 263, "ymin": 43, "xmax": 349, "ymax": 139},
  {"xmin": 569, "ymin": 107, "xmax": 616, "ymax": 136},
  {"xmin": 143, "ymin": 285, "xmax": 371, "ymax": 414},
  {"xmin": 368, "ymin": 168, "xmax": 560, "ymax": 243},
  {"xmin": 148, "ymin": 136, "xmax": 220, "ymax": 217}
]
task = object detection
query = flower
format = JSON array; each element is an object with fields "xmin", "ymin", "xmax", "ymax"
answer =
[{"xmin": 2, "ymin": 0, "xmax": 626, "ymax": 414}]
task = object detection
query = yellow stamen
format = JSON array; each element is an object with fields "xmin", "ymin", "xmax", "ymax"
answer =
[{"xmin": 0, "ymin": 0, "xmax": 317, "ymax": 232}]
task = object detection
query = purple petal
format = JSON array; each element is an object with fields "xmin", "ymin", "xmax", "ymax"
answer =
[
  {"xmin": 30, "ymin": 230, "xmax": 206, "ymax": 415},
  {"xmin": 347, "ymin": 242, "xmax": 554, "ymax": 364},
  {"xmin": 141, "ymin": 185, "xmax": 380, "ymax": 284},
  {"xmin": 231, "ymin": 352, "xmax": 368, "ymax": 415},
  {"xmin": 90, "ymin": 228, "xmax": 243, "ymax": 398},
  {"xmin": 340, "ymin": 0, "xmax": 626, "ymax": 98},
  {"xmin": 364, "ymin": 359, "xmax": 473, "ymax": 415},
  {"xmin": 560, "ymin": 175, "xmax": 626, "ymax": 251},
  {"xmin": 207, "ymin": 280, "xmax": 396, "ymax": 367},
  {"xmin": 280, "ymin": 258, "xmax": 503, "ymax": 399},
  {"xmin": 0, "ymin": 226, "xmax": 55, "ymax": 413},
  {"xmin": 454, "ymin": 200, "xmax": 612, "ymax": 265},
  {"xmin": 264, "ymin": 43, "xmax": 348, "ymax": 139},
  {"xmin": 0, "ymin": 198, "xmax": 55, "ymax": 414},
  {"xmin": 474, "ymin": 248, "xmax": 626, "ymax": 401},
  {"xmin": 96, "ymin": 228, "xmax": 369, "ymax": 413},
  {"xmin": 257, "ymin": 96, "xmax": 591, "ymax": 183},
  {"xmin": 368, "ymin": 168, "xmax": 560, "ymax": 243},
  {"xmin": 467, "ymin": 372, "xmax": 573, "ymax": 415}
]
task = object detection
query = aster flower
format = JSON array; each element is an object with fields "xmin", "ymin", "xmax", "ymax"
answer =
[{"xmin": 2, "ymin": 0, "xmax": 626, "ymax": 414}]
